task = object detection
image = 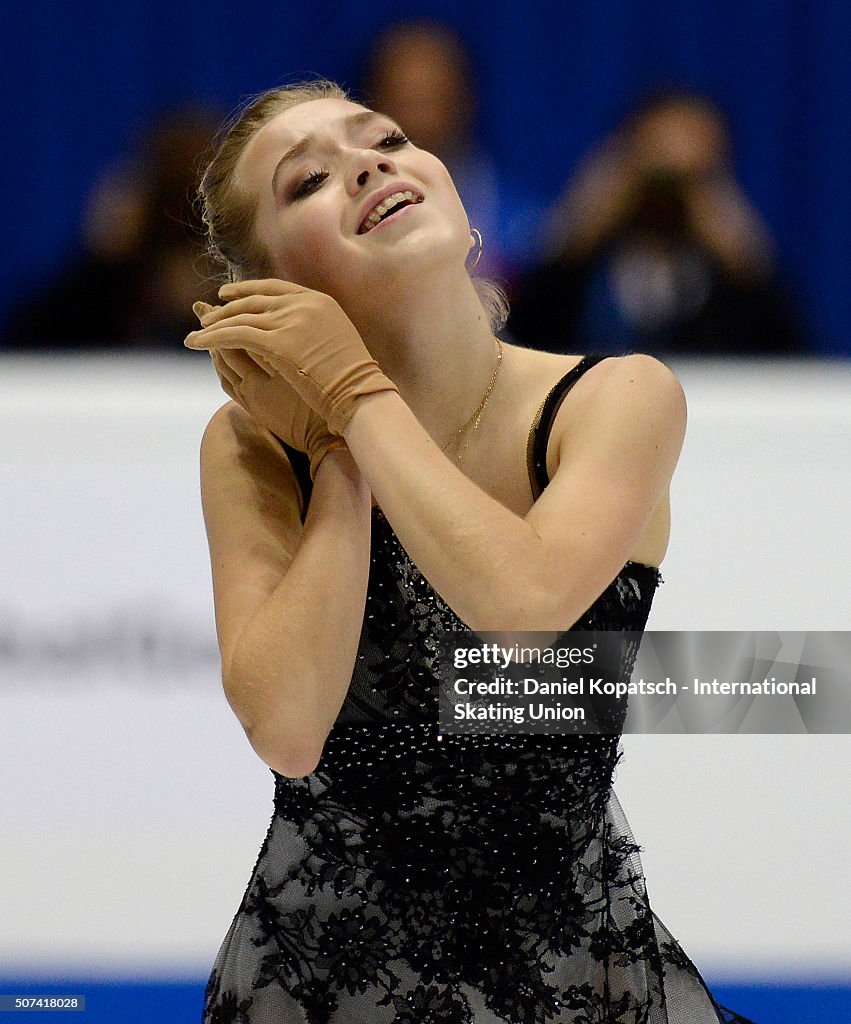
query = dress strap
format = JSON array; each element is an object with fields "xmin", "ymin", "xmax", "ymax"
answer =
[
  {"xmin": 526, "ymin": 354, "xmax": 611, "ymax": 500},
  {"xmin": 280, "ymin": 355, "xmax": 610, "ymax": 515}
]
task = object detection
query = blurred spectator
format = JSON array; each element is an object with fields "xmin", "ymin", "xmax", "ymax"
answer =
[
  {"xmin": 4, "ymin": 106, "xmax": 221, "ymax": 351},
  {"xmin": 508, "ymin": 88, "xmax": 809, "ymax": 356},
  {"xmin": 360, "ymin": 18, "xmax": 545, "ymax": 284}
]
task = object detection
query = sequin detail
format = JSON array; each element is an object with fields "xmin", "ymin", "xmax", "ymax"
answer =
[{"xmin": 202, "ymin": 510, "xmax": 754, "ymax": 1024}]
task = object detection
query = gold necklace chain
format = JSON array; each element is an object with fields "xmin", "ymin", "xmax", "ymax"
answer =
[{"xmin": 441, "ymin": 338, "xmax": 503, "ymax": 465}]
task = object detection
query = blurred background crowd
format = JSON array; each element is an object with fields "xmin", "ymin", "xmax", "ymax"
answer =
[{"xmin": 3, "ymin": 2, "xmax": 848, "ymax": 358}]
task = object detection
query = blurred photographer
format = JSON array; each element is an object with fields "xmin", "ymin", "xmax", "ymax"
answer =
[
  {"xmin": 509, "ymin": 88, "xmax": 808, "ymax": 356},
  {"xmin": 4, "ymin": 106, "xmax": 221, "ymax": 351}
]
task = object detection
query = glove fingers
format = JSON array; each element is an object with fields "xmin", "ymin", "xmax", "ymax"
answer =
[
  {"xmin": 198, "ymin": 294, "xmax": 273, "ymax": 325},
  {"xmin": 219, "ymin": 279, "xmax": 308, "ymax": 301},
  {"xmin": 217, "ymin": 347, "xmax": 276, "ymax": 378},
  {"xmin": 187, "ymin": 284, "xmax": 398, "ymax": 436},
  {"xmin": 210, "ymin": 352, "xmax": 240, "ymax": 402},
  {"xmin": 186, "ymin": 322, "xmax": 272, "ymax": 355}
]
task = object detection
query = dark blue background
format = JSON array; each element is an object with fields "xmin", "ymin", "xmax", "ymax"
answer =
[
  {"xmin": 0, "ymin": 979, "xmax": 848, "ymax": 1023},
  {"xmin": 4, "ymin": 0, "xmax": 849, "ymax": 354}
]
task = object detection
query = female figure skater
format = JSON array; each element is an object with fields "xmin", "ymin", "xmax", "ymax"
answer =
[{"xmin": 186, "ymin": 80, "xmax": 752, "ymax": 1024}]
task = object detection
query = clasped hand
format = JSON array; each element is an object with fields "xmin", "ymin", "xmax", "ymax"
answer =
[{"xmin": 186, "ymin": 279, "xmax": 398, "ymax": 473}]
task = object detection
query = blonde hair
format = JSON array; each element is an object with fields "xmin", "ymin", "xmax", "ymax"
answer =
[{"xmin": 197, "ymin": 78, "xmax": 508, "ymax": 331}]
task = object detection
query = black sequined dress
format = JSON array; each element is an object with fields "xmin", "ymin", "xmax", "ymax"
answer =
[{"xmin": 203, "ymin": 356, "xmax": 755, "ymax": 1024}]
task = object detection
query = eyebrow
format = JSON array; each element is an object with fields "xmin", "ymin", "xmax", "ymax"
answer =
[{"xmin": 271, "ymin": 110, "xmax": 387, "ymax": 197}]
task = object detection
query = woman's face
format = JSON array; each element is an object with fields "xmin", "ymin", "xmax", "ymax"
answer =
[{"xmin": 234, "ymin": 97, "xmax": 471, "ymax": 304}]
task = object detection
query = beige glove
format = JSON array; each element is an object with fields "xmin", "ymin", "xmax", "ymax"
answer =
[
  {"xmin": 186, "ymin": 280, "xmax": 398, "ymax": 435},
  {"xmin": 195, "ymin": 308, "xmax": 346, "ymax": 479}
]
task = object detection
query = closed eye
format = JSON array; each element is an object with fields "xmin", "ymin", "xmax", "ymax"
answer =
[
  {"xmin": 290, "ymin": 168, "xmax": 329, "ymax": 200},
  {"xmin": 288, "ymin": 129, "xmax": 409, "ymax": 201}
]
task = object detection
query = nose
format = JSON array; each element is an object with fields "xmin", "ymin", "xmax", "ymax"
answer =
[{"xmin": 346, "ymin": 149, "xmax": 397, "ymax": 194}]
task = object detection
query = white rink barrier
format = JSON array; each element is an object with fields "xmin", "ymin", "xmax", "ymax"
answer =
[{"xmin": 0, "ymin": 353, "xmax": 849, "ymax": 980}]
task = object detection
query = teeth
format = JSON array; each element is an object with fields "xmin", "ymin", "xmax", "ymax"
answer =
[{"xmin": 362, "ymin": 191, "xmax": 422, "ymax": 232}]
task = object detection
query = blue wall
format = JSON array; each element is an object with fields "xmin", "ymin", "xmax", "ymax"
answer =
[
  {"xmin": 4, "ymin": 0, "xmax": 850, "ymax": 354},
  {"xmin": 0, "ymin": 978, "xmax": 848, "ymax": 1023}
]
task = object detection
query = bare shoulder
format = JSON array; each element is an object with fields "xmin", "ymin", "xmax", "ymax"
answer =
[
  {"xmin": 578, "ymin": 352, "xmax": 685, "ymax": 410},
  {"xmin": 199, "ymin": 401, "xmax": 304, "ymax": 534},
  {"xmin": 202, "ymin": 399, "xmax": 287, "ymax": 465},
  {"xmin": 616, "ymin": 352, "xmax": 685, "ymax": 404},
  {"xmin": 511, "ymin": 346, "xmax": 685, "ymax": 425},
  {"xmin": 558, "ymin": 353, "xmax": 686, "ymax": 448},
  {"xmin": 527, "ymin": 354, "xmax": 685, "ymax": 568},
  {"xmin": 536, "ymin": 353, "xmax": 687, "ymax": 516}
]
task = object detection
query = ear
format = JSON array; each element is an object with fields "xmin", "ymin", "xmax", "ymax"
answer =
[{"xmin": 466, "ymin": 227, "xmax": 483, "ymax": 270}]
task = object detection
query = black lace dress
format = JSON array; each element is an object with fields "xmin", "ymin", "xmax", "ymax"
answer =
[{"xmin": 202, "ymin": 357, "xmax": 755, "ymax": 1024}]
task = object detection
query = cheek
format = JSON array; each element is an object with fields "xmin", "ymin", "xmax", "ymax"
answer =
[
  {"xmin": 426, "ymin": 169, "xmax": 472, "ymax": 247},
  {"xmin": 423, "ymin": 154, "xmax": 468, "ymax": 211},
  {"xmin": 266, "ymin": 209, "xmax": 342, "ymax": 289}
]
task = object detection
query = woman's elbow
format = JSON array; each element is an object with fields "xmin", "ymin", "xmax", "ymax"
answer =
[
  {"xmin": 245, "ymin": 719, "xmax": 325, "ymax": 778},
  {"xmin": 222, "ymin": 672, "xmax": 327, "ymax": 778}
]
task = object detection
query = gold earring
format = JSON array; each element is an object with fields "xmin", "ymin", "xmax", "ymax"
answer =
[{"xmin": 467, "ymin": 227, "xmax": 483, "ymax": 270}]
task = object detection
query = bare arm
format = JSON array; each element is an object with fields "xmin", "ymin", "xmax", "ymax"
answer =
[
  {"xmin": 342, "ymin": 354, "xmax": 686, "ymax": 633},
  {"xmin": 200, "ymin": 401, "xmax": 372, "ymax": 777}
]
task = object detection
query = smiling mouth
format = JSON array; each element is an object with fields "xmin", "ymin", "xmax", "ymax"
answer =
[{"xmin": 358, "ymin": 191, "xmax": 424, "ymax": 234}]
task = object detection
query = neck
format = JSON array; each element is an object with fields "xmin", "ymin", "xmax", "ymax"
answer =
[{"xmin": 347, "ymin": 270, "xmax": 504, "ymax": 448}]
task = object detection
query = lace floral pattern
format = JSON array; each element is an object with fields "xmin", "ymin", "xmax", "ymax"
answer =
[{"xmin": 202, "ymin": 511, "xmax": 754, "ymax": 1024}]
